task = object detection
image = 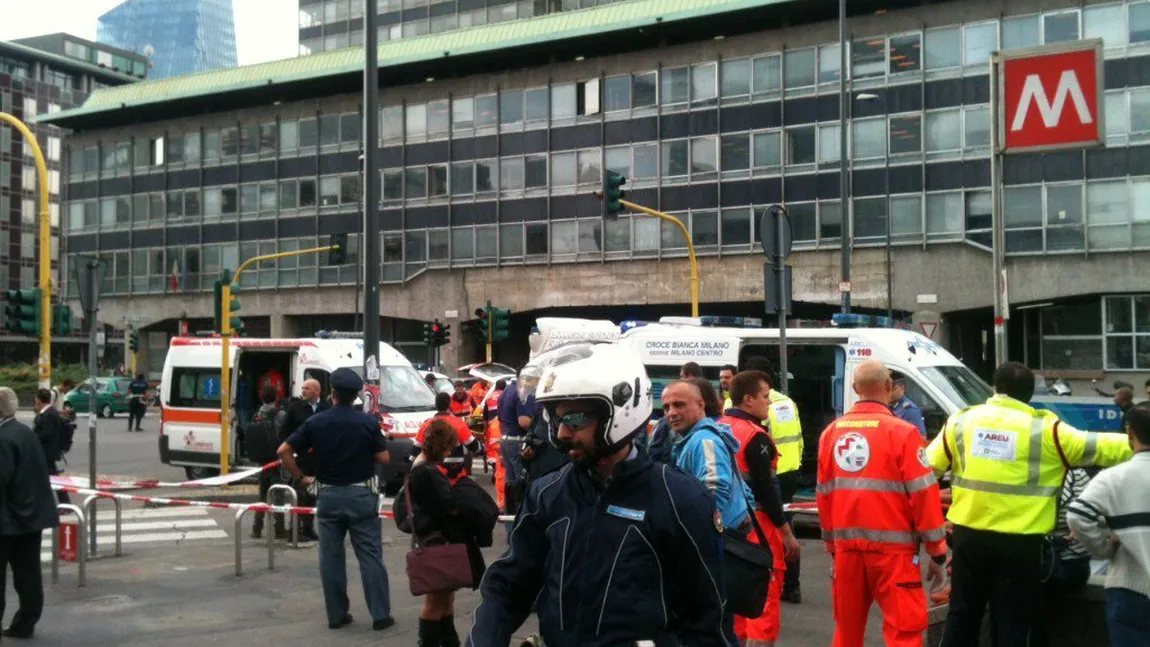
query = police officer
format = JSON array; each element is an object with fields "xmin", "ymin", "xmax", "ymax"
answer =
[
  {"xmin": 277, "ymin": 368, "xmax": 395, "ymax": 633},
  {"xmin": 127, "ymin": 373, "xmax": 149, "ymax": 432},
  {"xmin": 888, "ymin": 371, "xmax": 926, "ymax": 439},
  {"xmin": 465, "ymin": 343, "xmax": 727, "ymax": 647},
  {"xmin": 927, "ymin": 361, "xmax": 1133, "ymax": 646}
]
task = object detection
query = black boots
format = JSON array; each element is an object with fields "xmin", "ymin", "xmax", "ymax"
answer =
[
  {"xmin": 417, "ymin": 618, "xmax": 442, "ymax": 647},
  {"xmin": 440, "ymin": 615, "xmax": 461, "ymax": 647}
]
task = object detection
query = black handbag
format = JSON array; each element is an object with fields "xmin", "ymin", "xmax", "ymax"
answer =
[{"xmin": 721, "ymin": 476, "xmax": 774, "ymax": 618}]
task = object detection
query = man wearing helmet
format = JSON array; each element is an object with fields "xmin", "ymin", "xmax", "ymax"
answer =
[{"xmin": 466, "ymin": 343, "xmax": 727, "ymax": 647}]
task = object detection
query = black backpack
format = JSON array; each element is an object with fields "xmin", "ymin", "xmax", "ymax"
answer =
[
  {"xmin": 245, "ymin": 409, "xmax": 282, "ymax": 464},
  {"xmin": 59, "ymin": 420, "xmax": 76, "ymax": 454}
]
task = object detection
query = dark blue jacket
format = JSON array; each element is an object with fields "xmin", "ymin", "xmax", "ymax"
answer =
[{"xmin": 466, "ymin": 455, "xmax": 727, "ymax": 647}]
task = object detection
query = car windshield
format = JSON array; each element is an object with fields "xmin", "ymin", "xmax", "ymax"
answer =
[
  {"xmin": 346, "ymin": 365, "xmax": 436, "ymax": 412},
  {"xmin": 921, "ymin": 365, "xmax": 993, "ymax": 409}
]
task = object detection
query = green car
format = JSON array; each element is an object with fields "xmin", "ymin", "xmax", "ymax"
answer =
[{"xmin": 62, "ymin": 378, "xmax": 133, "ymax": 418}]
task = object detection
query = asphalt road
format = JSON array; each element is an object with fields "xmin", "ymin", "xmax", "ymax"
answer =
[
  {"xmin": 15, "ymin": 406, "xmax": 186, "ymax": 483},
  {"xmin": 10, "ymin": 407, "xmax": 894, "ymax": 646}
]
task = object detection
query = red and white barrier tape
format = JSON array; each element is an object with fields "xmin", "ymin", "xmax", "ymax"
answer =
[{"xmin": 50, "ymin": 460, "xmax": 282, "ymax": 491}]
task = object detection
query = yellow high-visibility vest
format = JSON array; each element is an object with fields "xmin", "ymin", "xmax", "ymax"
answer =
[
  {"xmin": 722, "ymin": 392, "xmax": 804, "ymax": 474},
  {"xmin": 926, "ymin": 394, "xmax": 1132, "ymax": 534},
  {"xmin": 768, "ymin": 391, "xmax": 803, "ymax": 474}
]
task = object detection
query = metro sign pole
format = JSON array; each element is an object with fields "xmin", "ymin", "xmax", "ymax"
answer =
[{"xmin": 991, "ymin": 39, "xmax": 1103, "ymax": 365}]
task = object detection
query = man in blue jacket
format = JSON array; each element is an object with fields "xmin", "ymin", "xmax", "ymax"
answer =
[
  {"xmin": 466, "ymin": 343, "xmax": 727, "ymax": 647},
  {"xmin": 662, "ymin": 379, "xmax": 754, "ymax": 647}
]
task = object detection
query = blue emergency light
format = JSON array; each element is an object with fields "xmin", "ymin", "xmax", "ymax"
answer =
[
  {"xmin": 620, "ymin": 320, "xmax": 648, "ymax": 332},
  {"xmin": 832, "ymin": 313, "xmax": 873, "ymax": 328}
]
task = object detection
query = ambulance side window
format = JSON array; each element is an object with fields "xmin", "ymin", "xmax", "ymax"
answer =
[
  {"xmin": 902, "ymin": 378, "xmax": 946, "ymax": 440},
  {"xmin": 171, "ymin": 368, "xmax": 223, "ymax": 408}
]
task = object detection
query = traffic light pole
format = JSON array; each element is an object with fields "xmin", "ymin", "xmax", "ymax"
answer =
[
  {"xmin": 217, "ymin": 244, "xmax": 336, "ymax": 475},
  {"xmin": 618, "ymin": 199, "xmax": 699, "ymax": 317},
  {"xmin": 362, "ymin": 0, "xmax": 382, "ymax": 401},
  {"xmin": 0, "ymin": 113, "xmax": 52, "ymax": 388}
]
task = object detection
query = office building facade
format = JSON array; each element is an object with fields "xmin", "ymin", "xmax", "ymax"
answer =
[
  {"xmin": 0, "ymin": 36, "xmax": 142, "ymax": 361},
  {"xmin": 98, "ymin": 0, "xmax": 238, "ymax": 79},
  {"xmin": 50, "ymin": 0, "xmax": 1150, "ymax": 382}
]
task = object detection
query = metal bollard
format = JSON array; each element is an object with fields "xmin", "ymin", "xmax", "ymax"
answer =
[
  {"xmin": 51, "ymin": 504, "xmax": 87, "ymax": 587},
  {"xmin": 81, "ymin": 494, "xmax": 123, "ymax": 557},
  {"xmin": 267, "ymin": 483, "xmax": 299, "ymax": 548},
  {"xmin": 234, "ymin": 507, "xmax": 247, "ymax": 577}
]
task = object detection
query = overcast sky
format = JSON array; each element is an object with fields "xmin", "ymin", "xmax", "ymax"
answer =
[{"xmin": 0, "ymin": 0, "xmax": 299, "ymax": 66}]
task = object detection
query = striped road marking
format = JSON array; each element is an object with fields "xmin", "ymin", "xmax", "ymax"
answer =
[{"xmin": 42, "ymin": 506, "xmax": 227, "ymax": 561}]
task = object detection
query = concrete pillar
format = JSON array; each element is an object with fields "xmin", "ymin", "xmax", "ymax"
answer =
[{"xmin": 269, "ymin": 314, "xmax": 297, "ymax": 339}]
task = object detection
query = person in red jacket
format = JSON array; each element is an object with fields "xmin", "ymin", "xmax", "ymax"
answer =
[
  {"xmin": 718, "ymin": 370, "xmax": 801, "ymax": 647},
  {"xmin": 817, "ymin": 359, "xmax": 948, "ymax": 647},
  {"xmin": 415, "ymin": 392, "xmax": 481, "ymax": 476}
]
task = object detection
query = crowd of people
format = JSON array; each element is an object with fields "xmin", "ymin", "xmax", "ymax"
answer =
[{"xmin": 1, "ymin": 344, "xmax": 1147, "ymax": 647}]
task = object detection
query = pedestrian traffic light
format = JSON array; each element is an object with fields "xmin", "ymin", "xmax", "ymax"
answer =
[
  {"xmin": 431, "ymin": 320, "xmax": 451, "ymax": 347},
  {"xmin": 129, "ymin": 329, "xmax": 140, "ymax": 353},
  {"xmin": 474, "ymin": 307, "xmax": 490, "ymax": 341},
  {"xmin": 4, "ymin": 289, "xmax": 41, "ymax": 335},
  {"xmin": 52, "ymin": 304, "xmax": 73, "ymax": 335},
  {"xmin": 602, "ymin": 171, "xmax": 627, "ymax": 219},
  {"xmin": 328, "ymin": 233, "xmax": 348, "ymax": 265},
  {"xmin": 490, "ymin": 306, "xmax": 511, "ymax": 342}
]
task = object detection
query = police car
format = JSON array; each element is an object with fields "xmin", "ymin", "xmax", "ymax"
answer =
[{"xmin": 159, "ymin": 334, "xmax": 437, "ymax": 488}]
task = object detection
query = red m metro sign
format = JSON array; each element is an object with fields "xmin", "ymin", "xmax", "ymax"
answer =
[{"xmin": 998, "ymin": 40, "xmax": 1105, "ymax": 153}]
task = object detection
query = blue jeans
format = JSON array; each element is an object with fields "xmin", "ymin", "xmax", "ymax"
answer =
[
  {"xmin": 316, "ymin": 486, "xmax": 391, "ymax": 625},
  {"xmin": 1106, "ymin": 587, "xmax": 1150, "ymax": 647}
]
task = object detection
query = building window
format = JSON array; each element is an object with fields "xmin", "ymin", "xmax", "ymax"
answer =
[
  {"xmin": 785, "ymin": 127, "xmax": 815, "ymax": 165},
  {"xmin": 783, "ymin": 49, "xmax": 815, "ymax": 89},
  {"xmin": 753, "ymin": 131, "xmax": 781, "ymax": 169},
  {"xmin": 721, "ymin": 60, "xmax": 750, "ymax": 100},
  {"xmin": 661, "ymin": 67, "xmax": 689, "ymax": 106},
  {"xmin": 851, "ymin": 36, "xmax": 887, "ymax": 80},
  {"xmin": 889, "ymin": 33, "xmax": 921, "ymax": 74},
  {"xmin": 818, "ymin": 124, "xmax": 841, "ymax": 163},
  {"xmin": 690, "ymin": 137, "xmax": 717, "ymax": 178},
  {"xmin": 450, "ymin": 163, "xmax": 473, "ymax": 196},
  {"xmin": 475, "ymin": 95, "xmax": 498, "ymax": 128},
  {"xmin": 1044, "ymin": 11, "xmax": 1080, "ymax": 43},
  {"xmin": 550, "ymin": 152, "xmax": 576, "ymax": 187},
  {"xmin": 1104, "ymin": 296, "xmax": 1150, "ymax": 369},
  {"xmin": 1041, "ymin": 299, "xmax": 1103, "ymax": 370},
  {"xmin": 1045, "ymin": 183, "xmax": 1084, "ymax": 252},
  {"xmin": 721, "ymin": 134, "xmax": 750, "ymax": 173},
  {"xmin": 633, "ymin": 72, "xmax": 657, "ymax": 108},
  {"xmin": 926, "ymin": 191, "xmax": 963, "ymax": 239},
  {"xmin": 964, "ymin": 22, "xmax": 998, "ymax": 66},
  {"xmin": 1131, "ymin": 2, "xmax": 1150, "ymax": 43},
  {"xmin": 889, "ymin": 115, "xmax": 922, "ymax": 155},
  {"xmin": 691, "ymin": 63, "xmax": 718, "ymax": 105},
  {"xmin": 852, "ymin": 118, "xmax": 886, "ymax": 160},
  {"xmin": 964, "ymin": 106, "xmax": 990, "ymax": 149},
  {"xmin": 925, "ymin": 27, "xmax": 961, "ymax": 70},
  {"xmin": 633, "ymin": 144, "xmax": 658, "ymax": 179},
  {"xmin": 925, "ymin": 109, "xmax": 962, "ymax": 154},
  {"xmin": 1003, "ymin": 15, "xmax": 1040, "ymax": 50},
  {"xmin": 818, "ymin": 44, "xmax": 841, "ymax": 84},
  {"xmin": 383, "ymin": 106, "xmax": 405, "ymax": 140},
  {"xmin": 662, "ymin": 140, "xmax": 689, "ymax": 178},
  {"xmin": 819, "ymin": 202, "xmax": 843, "ymax": 241},
  {"xmin": 525, "ymin": 89, "xmax": 548, "ymax": 123},
  {"xmin": 721, "ymin": 208, "xmax": 752, "ymax": 245}
]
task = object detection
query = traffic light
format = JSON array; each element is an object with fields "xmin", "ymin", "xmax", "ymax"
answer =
[
  {"xmin": 213, "ymin": 276, "xmax": 224, "ymax": 332},
  {"xmin": 328, "ymin": 233, "xmax": 348, "ymax": 265},
  {"xmin": 128, "ymin": 329, "xmax": 140, "ymax": 353},
  {"xmin": 422, "ymin": 321, "xmax": 435, "ymax": 346},
  {"xmin": 52, "ymin": 304, "xmax": 73, "ymax": 335},
  {"xmin": 227, "ymin": 285, "xmax": 243, "ymax": 336},
  {"xmin": 474, "ymin": 307, "xmax": 490, "ymax": 341},
  {"xmin": 490, "ymin": 306, "xmax": 511, "ymax": 342},
  {"xmin": 431, "ymin": 320, "xmax": 451, "ymax": 347},
  {"xmin": 4, "ymin": 289, "xmax": 41, "ymax": 335},
  {"xmin": 602, "ymin": 171, "xmax": 627, "ymax": 219}
]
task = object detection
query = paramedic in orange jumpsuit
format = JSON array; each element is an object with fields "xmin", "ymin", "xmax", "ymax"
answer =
[
  {"xmin": 469, "ymin": 380, "xmax": 488, "ymax": 410},
  {"xmin": 719, "ymin": 370, "xmax": 802, "ymax": 646},
  {"xmin": 817, "ymin": 359, "xmax": 949, "ymax": 647},
  {"xmin": 413, "ymin": 392, "xmax": 481, "ymax": 473},
  {"xmin": 450, "ymin": 381, "xmax": 475, "ymax": 417},
  {"xmin": 484, "ymin": 380, "xmax": 506, "ymax": 510}
]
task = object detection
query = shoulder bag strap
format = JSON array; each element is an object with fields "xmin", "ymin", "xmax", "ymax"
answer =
[
  {"xmin": 1051, "ymin": 420, "xmax": 1071, "ymax": 471},
  {"xmin": 404, "ymin": 474, "xmax": 420, "ymax": 551},
  {"xmin": 715, "ymin": 429, "xmax": 771, "ymax": 547}
]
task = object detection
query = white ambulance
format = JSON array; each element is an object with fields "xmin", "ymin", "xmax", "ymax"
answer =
[
  {"xmin": 159, "ymin": 334, "xmax": 436, "ymax": 489},
  {"xmin": 532, "ymin": 315, "xmax": 995, "ymax": 463}
]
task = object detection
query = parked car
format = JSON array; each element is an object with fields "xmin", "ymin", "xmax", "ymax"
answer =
[{"xmin": 62, "ymin": 377, "xmax": 133, "ymax": 418}]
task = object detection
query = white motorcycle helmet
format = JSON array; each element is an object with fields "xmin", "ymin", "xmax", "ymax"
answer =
[{"xmin": 532, "ymin": 342, "xmax": 653, "ymax": 451}]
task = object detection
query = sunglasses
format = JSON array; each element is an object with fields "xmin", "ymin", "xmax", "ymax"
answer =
[{"xmin": 556, "ymin": 411, "xmax": 594, "ymax": 429}]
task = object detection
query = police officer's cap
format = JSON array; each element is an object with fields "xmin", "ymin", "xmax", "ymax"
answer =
[{"xmin": 331, "ymin": 367, "xmax": 364, "ymax": 392}]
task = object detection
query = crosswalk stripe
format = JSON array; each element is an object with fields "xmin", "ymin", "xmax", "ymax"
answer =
[
  {"xmin": 59, "ymin": 506, "xmax": 210, "ymax": 520},
  {"xmin": 40, "ymin": 529, "xmax": 230, "ymax": 561},
  {"xmin": 41, "ymin": 519, "xmax": 219, "ymax": 545}
]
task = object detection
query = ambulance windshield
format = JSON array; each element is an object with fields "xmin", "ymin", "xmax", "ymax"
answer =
[
  {"xmin": 347, "ymin": 365, "xmax": 437, "ymax": 411},
  {"xmin": 921, "ymin": 365, "xmax": 993, "ymax": 409}
]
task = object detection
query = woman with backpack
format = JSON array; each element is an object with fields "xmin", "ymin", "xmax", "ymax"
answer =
[{"xmin": 403, "ymin": 417, "xmax": 498, "ymax": 647}]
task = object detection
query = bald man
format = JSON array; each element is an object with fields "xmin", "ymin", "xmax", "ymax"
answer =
[
  {"xmin": 817, "ymin": 360, "xmax": 948, "ymax": 647},
  {"xmin": 1115, "ymin": 386, "xmax": 1135, "ymax": 413},
  {"xmin": 281, "ymin": 378, "xmax": 331, "ymax": 542}
]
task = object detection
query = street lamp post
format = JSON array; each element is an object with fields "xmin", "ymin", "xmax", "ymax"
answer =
[{"xmin": 856, "ymin": 92, "xmax": 893, "ymax": 322}]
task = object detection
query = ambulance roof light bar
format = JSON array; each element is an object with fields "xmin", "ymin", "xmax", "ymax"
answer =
[{"xmin": 315, "ymin": 330, "xmax": 365, "ymax": 339}]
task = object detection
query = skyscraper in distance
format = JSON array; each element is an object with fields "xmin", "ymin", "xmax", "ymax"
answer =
[{"xmin": 97, "ymin": 0, "xmax": 238, "ymax": 79}]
